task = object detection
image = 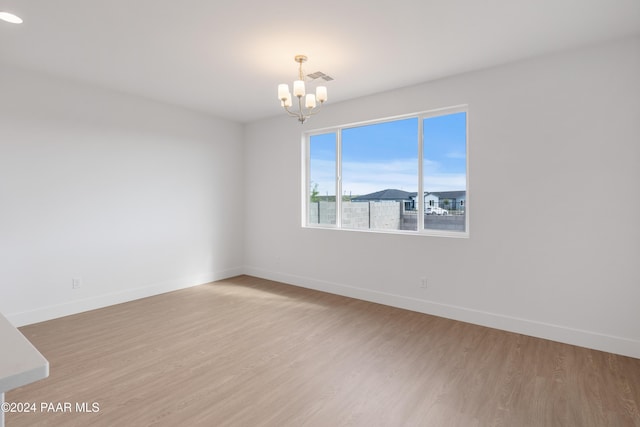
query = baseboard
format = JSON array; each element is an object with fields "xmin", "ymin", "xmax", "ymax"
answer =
[
  {"xmin": 6, "ymin": 267, "xmax": 244, "ymax": 327},
  {"xmin": 8, "ymin": 265, "xmax": 638, "ymax": 359},
  {"xmin": 243, "ymin": 266, "xmax": 640, "ymax": 360}
]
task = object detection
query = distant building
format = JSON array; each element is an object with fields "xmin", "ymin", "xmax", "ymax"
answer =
[
  {"xmin": 351, "ymin": 189, "xmax": 415, "ymax": 210},
  {"xmin": 352, "ymin": 189, "xmax": 466, "ymax": 211},
  {"xmin": 410, "ymin": 190, "xmax": 466, "ymax": 210},
  {"xmin": 351, "ymin": 189, "xmax": 414, "ymax": 202}
]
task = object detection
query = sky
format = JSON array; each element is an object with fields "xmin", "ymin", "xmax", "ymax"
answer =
[{"xmin": 309, "ymin": 112, "xmax": 467, "ymax": 197}]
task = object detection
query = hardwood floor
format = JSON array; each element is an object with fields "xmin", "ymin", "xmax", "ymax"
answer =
[{"xmin": 6, "ymin": 275, "xmax": 640, "ymax": 426}]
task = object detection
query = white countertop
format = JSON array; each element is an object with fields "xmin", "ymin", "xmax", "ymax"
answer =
[{"xmin": 0, "ymin": 313, "xmax": 49, "ymax": 393}]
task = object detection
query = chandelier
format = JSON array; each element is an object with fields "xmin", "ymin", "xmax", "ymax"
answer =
[{"xmin": 277, "ymin": 55, "xmax": 328, "ymax": 124}]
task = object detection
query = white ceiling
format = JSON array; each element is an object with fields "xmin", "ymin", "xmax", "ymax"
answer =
[{"xmin": 1, "ymin": 0, "xmax": 639, "ymax": 123}]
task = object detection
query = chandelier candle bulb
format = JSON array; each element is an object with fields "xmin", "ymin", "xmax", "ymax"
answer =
[
  {"xmin": 293, "ymin": 80, "xmax": 305, "ymax": 97},
  {"xmin": 281, "ymin": 93, "xmax": 292, "ymax": 107},
  {"xmin": 278, "ymin": 84, "xmax": 289, "ymax": 100},
  {"xmin": 316, "ymin": 86, "xmax": 327, "ymax": 102},
  {"xmin": 305, "ymin": 94, "xmax": 316, "ymax": 109}
]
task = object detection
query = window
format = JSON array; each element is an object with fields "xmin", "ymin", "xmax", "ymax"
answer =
[
  {"xmin": 304, "ymin": 106, "xmax": 468, "ymax": 237},
  {"xmin": 308, "ymin": 132, "xmax": 336, "ymax": 225},
  {"xmin": 342, "ymin": 118, "xmax": 418, "ymax": 231}
]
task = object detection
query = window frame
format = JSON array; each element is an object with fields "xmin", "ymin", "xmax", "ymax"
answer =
[{"xmin": 302, "ymin": 105, "xmax": 469, "ymax": 238}]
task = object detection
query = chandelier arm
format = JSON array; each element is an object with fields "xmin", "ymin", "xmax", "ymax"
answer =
[
  {"xmin": 281, "ymin": 99, "xmax": 325, "ymax": 122},
  {"xmin": 282, "ymin": 106, "xmax": 305, "ymax": 119},
  {"xmin": 297, "ymin": 95, "xmax": 309, "ymax": 123},
  {"xmin": 306, "ymin": 101, "xmax": 324, "ymax": 116}
]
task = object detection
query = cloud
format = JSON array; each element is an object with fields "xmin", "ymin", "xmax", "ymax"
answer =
[
  {"xmin": 423, "ymin": 174, "xmax": 466, "ymax": 192},
  {"xmin": 309, "ymin": 159, "xmax": 337, "ymax": 195},
  {"xmin": 310, "ymin": 157, "xmax": 465, "ymax": 196},
  {"xmin": 342, "ymin": 159, "xmax": 418, "ymax": 194}
]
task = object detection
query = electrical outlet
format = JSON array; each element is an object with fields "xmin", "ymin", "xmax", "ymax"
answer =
[
  {"xmin": 72, "ymin": 277, "xmax": 82, "ymax": 289},
  {"xmin": 420, "ymin": 277, "xmax": 428, "ymax": 289}
]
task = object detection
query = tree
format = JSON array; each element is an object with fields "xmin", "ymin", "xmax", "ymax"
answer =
[{"xmin": 310, "ymin": 182, "xmax": 320, "ymax": 202}]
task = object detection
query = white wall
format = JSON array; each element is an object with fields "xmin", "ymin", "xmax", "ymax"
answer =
[
  {"xmin": 0, "ymin": 64, "xmax": 244, "ymax": 326},
  {"xmin": 2, "ymin": 37, "xmax": 637, "ymax": 358},
  {"xmin": 244, "ymin": 37, "xmax": 640, "ymax": 358}
]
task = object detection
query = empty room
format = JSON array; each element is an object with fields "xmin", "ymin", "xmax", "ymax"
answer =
[{"xmin": 1, "ymin": 1, "xmax": 639, "ymax": 426}]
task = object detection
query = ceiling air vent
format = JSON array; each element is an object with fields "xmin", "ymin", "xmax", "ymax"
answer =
[{"xmin": 307, "ymin": 71, "xmax": 334, "ymax": 81}]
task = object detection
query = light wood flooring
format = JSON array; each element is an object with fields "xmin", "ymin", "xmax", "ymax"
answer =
[{"xmin": 6, "ymin": 275, "xmax": 640, "ymax": 426}]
